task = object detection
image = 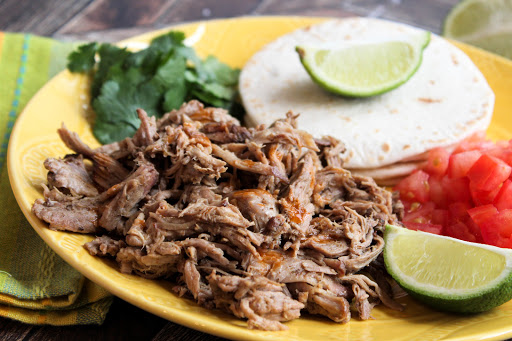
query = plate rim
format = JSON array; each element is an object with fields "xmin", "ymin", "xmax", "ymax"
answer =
[{"xmin": 7, "ymin": 15, "xmax": 512, "ymax": 341}]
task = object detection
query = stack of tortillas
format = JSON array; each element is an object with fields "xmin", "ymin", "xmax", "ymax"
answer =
[{"xmin": 240, "ymin": 18, "xmax": 494, "ymax": 185}]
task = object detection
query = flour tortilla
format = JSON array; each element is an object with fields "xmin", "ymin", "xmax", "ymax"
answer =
[{"xmin": 240, "ymin": 18, "xmax": 494, "ymax": 171}]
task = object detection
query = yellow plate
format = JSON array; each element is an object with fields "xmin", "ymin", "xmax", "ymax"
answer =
[{"xmin": 7, "ymin": 16, "xmax": 512, "ymax": 341}]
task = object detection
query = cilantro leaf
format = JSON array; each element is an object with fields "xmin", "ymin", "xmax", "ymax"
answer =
[
  {"xmin": 67, "ymin": 43, "xmax": 98, "ymax": 73},
  {"xmin": 201, "ymin": 56, "xmax": 240, "ymax": 86}
]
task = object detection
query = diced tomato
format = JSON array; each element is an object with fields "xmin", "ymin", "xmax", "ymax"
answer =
[
  {"xmin": 394, "ymin": 170, "xmax": 430, "ymax": 203},
  {"xmin": 397, "ymin": 136, "xmax": 512, "ymax": 249},
  {"xmin": 428, "ymin": 176, "xmax": 449, "ymax": 208},
  {"xmin": 467, "ymin": 155, "xmax": 512, "ymax": 191},
  {"xmin": 467, "ymin": 204, "xmax": 498, "ymax": 226},
  {"xmin": 404, "ymin": 222, "xmax": 443, "ymax": 235},
  {"xmin": 445, "ymin": 220, "xmax": 478, "ymax": 243},
  {"xmin": 453, "ymin": 131, "xmax": 489, "ymax": 153},
  {"xmin": 448, "ymin": 202, "xmax": 472, "ymax": 222},
  {"xmin": 453, "ymin": 131, "xmax": 494, "ymax": 154},
  {"xmin": 486, "ymin": 147, "xmax": 512, "ymax": 166},
  {"xmin": 465, "ymin": 218, "xmax": 484, "ymax": 243},
  {"xmin": 444, "ymin": 177, "xmax": 471, "ymax": 204},
  {"xmin": 494, "ymin": 180, "xmax": 512, "ymax": 211},
  {"xmin": 447, "ymin": 150, "xmax": 482, "ymax": 178},
  {"xmin": 424, "ymin": 147, "xmax": 450, "ymax": 176},
  {"xmin": 403, "ymin": 202, "xmax": 435, "ymax": 224},
  {"xmin": 470, "ymin": 182, "xmax": 502, "ymax": 206},
  {"xmin": 480, "ymin": 209, "xmax": 512, "ymax": 248},
  {"xmin": 432, "ymin": 209, "xmax": 450, "ymax": 226}
]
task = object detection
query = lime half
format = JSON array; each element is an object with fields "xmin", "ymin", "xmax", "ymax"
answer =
[
  {"xmin": 443, "ymin": 0, "xmax": 512, "ymax": 59},
  {"xmin": 296, "ymin": 31, "xmax": 430, "ymax": 97},
  {"xmin": 384, "ymin": 224, "xmax": 512, "ymax": 313}
]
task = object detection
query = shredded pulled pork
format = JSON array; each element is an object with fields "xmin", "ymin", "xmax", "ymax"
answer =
[{"xmin": 32, "ymin": 100, "xmax": 404, "ymax": 330}]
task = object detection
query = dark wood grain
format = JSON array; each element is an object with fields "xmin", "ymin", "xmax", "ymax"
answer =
[
  {"xmin": 254, "ymin": 0, "xmax": 357, "ymax": 17},
  {"xmin": 157, "ymin": 0, "xmax": 262, "ymax": 24},
  {"xmin": 152, "ymin": 321, "xmax": 227, "ymax": 341},
  {"xmin": 58, "ymin": 0, "xmax": 176, "ymax": 35},
  {"xmin": 0, "ymin": 317, "xmax": 33, "ymax": 341},
  {"xmin": 0, "ymin": 0, "xmax": 92, "ymax": 35}
]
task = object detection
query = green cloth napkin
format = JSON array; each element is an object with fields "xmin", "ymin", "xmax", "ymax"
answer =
[{"xmin": 0, "ymin": 32, "xmax": 112, "ymax": 325}]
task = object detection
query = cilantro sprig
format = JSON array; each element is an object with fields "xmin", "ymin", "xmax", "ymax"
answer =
[{"xmin": 67, "ymin": 31, "xmax": 242, "ymax": 144}]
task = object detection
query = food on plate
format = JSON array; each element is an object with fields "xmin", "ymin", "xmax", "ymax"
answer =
[
  {"xmin": 384, "ymin": 224, "xmax": 512, "ymax": 313},
  {"xmin": 240, "ymin": 18, "xmax": 494, "ymax": 184},
  {"xmin": 443, "ymin": 0, "xmax": 512, "ymax": 59},
  {"xmin": 31, "ymin": 101, "xmax": 405, "ymax": 330},
  {"xmin": 67, "ymin": 31, "xmax": 241, "ymax": 144},
  {"xmin": 296, "ymin": 31, "xmax": 430, "ymax": 97},
  {"xmin": 396, "ymin": 132, "xmax": 512, "ymax": 248}
]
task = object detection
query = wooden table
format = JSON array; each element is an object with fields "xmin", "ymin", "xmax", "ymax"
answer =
[{"xmin": 0, "ymin": 0, "xmax": 466, "ymax": 340}]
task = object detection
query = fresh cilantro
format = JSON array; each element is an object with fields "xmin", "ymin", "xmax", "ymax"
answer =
[
  {"xmin": 67, "ymin": 43, "xmax": 98, "ymax": 72},
  {"xmin": 67, "ymin": 31, "xmax": 243, "ymax": 144}
]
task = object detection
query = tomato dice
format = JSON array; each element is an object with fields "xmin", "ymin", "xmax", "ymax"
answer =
[
  {"xmin": 467, "ymin": 155, "xmax": 511, "ymax": 191},
  {"xmin": 467, "ymin": 204, "xmax": 499, "ymax": 226},
  {"xmin": 398, "ymin": 134, "xmax": 512, "ymax": 249},
  {"xmin": 470, "ymin": 182, "xmax": 502, "ymax": 206},
  {"xmin": 432, "ymin": 209, "xmax": 449, "ymax": 226},
  {"xmin": 403, "ymin": 202, "xmax": 435, "ymax": 224},
  {"xmin": 428, "ymin": 176, "xmax": 448, "ymax": 208},
  {"xmin": 394, "ymin": 170, "xmax": 430, "ymax": 203},
  {"xmin": 445, "ymin": 220, "xmax": 478, "ymax": 243},
  {"xmin": 479, "ymin": 209, "xmax": 512, "ymax": 248},
  {"xmin": 425, "ymin": 147, "xmax": 450, "ymax": 176},
  {"xmin": 453, "ymin": 131, "xmax": 491, "ymax": 153},
  {"xmin": 447, "ymin": 150, "xmax": 481, "ymax": 178},
  {"xmin": 448, "ymin": 202, "xmax": 471, "ymax": 220},
  {"xmin": 494, "ymin": 180, "xmax": 512, "ymax": 211},
  {"xmin": 444, "ymin": 177, "xmax": 471, "ymax": 204},
  {"xmin": 465, "ymin": 219, "xmax": 484, "ymax": 243}
]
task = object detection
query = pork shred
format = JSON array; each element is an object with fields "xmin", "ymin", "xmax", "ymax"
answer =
[{"xmin": 32, "ymin": 100, "xmax": 404, "ymax": 330}]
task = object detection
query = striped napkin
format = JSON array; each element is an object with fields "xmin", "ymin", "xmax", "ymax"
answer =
[{"xmin": 0, "ymin": 32, "xmax": 112, "ymax": 325}]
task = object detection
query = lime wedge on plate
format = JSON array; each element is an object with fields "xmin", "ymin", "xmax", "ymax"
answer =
[
  {"xmin": 295, "ymin": 31, "xmax": 430, "ymax": 97},
  {"xmin": 384, "ymin": 224, "xmax": 512, "ymax": 313},
  {"xmin": 443, "ymin": 0, "xmax": 512, "ymax": 59}
]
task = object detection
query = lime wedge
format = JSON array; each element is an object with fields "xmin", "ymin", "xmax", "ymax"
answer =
[
  {"xmin": 384, "ymin": 224, "xmax": 512, "ymax": 313},
  {"xmin": 295, "ymin": 32, "xmax": 430, "ymax": 97},
  {"xmin": 443, "ymin": 0, "xmax": 512, "ymax": 59}
]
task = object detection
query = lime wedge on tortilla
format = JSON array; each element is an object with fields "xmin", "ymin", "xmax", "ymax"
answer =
[
  {"xmin": 384, "ymin": 224, "xmax": 512, "ymax": 313},
  {"xmin": 295, "ymin": 32, "xmax": 430, "ymax": 97},
  {"xmin": 443, "ymin": 0, "xmax": 512, "ymax": 59}
]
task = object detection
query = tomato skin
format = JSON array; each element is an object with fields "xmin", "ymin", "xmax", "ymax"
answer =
[
  {"xmin": 470, "ymin": 182, "xmax": 502, "ymax": 206},
  {"xmin": 447, "ymin": 150, "xmax": 482, "ymax": 178},
  {"xmin": 428, "ymin": 176, "xmax": 449, "ymax": 208},
  {"xmin": 467, "ymin": 155, "xmax": 512, "ymax": 192},
  {"xmin": 448, "ymin": 202, "xmax": 472, "ymax": 222},
  {"xmin": 468, "ymin": 204, "xmax": 498, "ymax": 224},
  {"xmin": 425, "ymin": 147, "xmax": 450, "ymax": 176},
  {"xmin": 432, "ymin": 209, "xmax": 450, "ymax": 226},
  {"xmin": 453, "ymin": 131, "xmax": 489, "ymax": 153},
  {"xmin": 494, "ymin": 180, "xmax": 512, "ymax": 211},
  {"xmin": 479, "ymin": 209, "xmax": 512, "ymax": 248},
  {"xmin": 465, "ymin": 218, "xmax": 484, "ymax": 243},
  {"xmin": 403, "ymin": 202, "xmax": 435, "ymax": 224},
  {"xmin": 444, "ymin": 177, "xmax": 471, "ymax": 204},
  {"xmin": 394, "ymin": 170, "xmax": 430, "ymax": 203},
  {"xmin": 486, "ymin": 147, "xmax": 512, "ymax": 166},
  {"xmin": 404, "ymin": 222, "xmax": 443, "ymax": 235},
  {"xmin": 445, "ymin": 220, "xmax": 478, "ymax": 243}
]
